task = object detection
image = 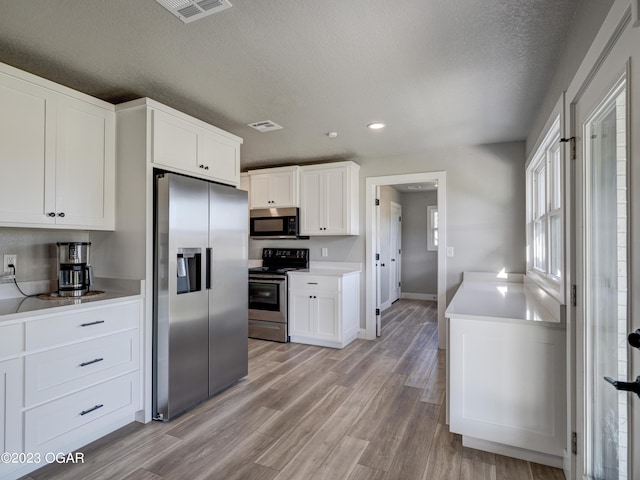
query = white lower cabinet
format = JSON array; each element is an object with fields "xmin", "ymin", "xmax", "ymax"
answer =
[
  {"xmin": 288, "ymin": 272, "xmax": 359, "ymax": 348},
  {"xmin": 1, "ymin": 299, "xmax": 142, "ymax": 480},
  {"xmin": 0, "ymin": 358, "xmax": 23, "ymax": 480},
  {"xmin": 24, "ymin": 372, "xmax": 139, "ymax": 454},
  {"xmin": 448, "ymin": 316, "xmax": 566, "ymax": 464}
]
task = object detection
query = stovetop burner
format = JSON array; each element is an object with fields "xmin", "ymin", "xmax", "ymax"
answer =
[
  {"xmin": 249, "ymin": 266, "xmax": 301, "ymax": 274},
  {"xmin": 249, "ymin": 248, "xmax": 309, "ymax": 275}
]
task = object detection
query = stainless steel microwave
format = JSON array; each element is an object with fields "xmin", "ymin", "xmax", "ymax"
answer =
[{"xmin": 250, "ymin": 207, "xmax": 302, "ymax": 239}]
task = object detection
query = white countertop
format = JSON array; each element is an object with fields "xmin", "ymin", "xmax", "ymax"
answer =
[
  {"xmin": 0, "ymin": 277, "xmax": 143, "ymax": 324},
  {"xmin": 445, "ymin": 273, "xmax": 564, "ymax": 326},
  {"xmin": 288, "ymin": 261, "xmax": 362, "ymax": 277}
]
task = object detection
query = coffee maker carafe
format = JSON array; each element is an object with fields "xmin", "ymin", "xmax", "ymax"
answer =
[{"xmin": 56, "ymin": 242, "xmax": 93, "ymax": 297}]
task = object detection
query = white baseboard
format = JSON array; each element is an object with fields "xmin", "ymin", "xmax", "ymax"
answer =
[
  {"xmin": 401, "ymin": 292, "xmax": 437, "ymax": 301},
  {"xmin": 462, "ymin": 436, "xmax": 564, "ymax": 469},
  {"xmin": 380, "ymin": 299, "xmax": 392, "ymax": 311}
]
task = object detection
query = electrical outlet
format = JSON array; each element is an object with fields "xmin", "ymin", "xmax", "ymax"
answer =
[{"xmin": 3, "ymin": 254, "xmax": 17, "ymax": 273}]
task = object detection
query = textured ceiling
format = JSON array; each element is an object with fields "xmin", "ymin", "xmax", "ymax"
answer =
[{"xmin": 0, "ymin": 0, "xmax": 580, "ymax": 169}]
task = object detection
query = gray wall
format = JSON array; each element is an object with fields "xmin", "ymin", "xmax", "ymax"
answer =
[
  {"xmin": 0, "ymin": 228, "xmax": 89, "ymax": 284},
  {"xmin": 400, "ymin": 190, "xmax": 438, "ymax": 296},
  {"xmin": 250, "ymin": 140, "xmax": 527, "ymax": 328},
  {"xmin": 526, "ymin": 0, "xmax": 614, "ymax": 156}
]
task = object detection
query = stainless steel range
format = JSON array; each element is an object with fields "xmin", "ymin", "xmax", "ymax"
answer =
[{"xmin": 248, "ymin": 248, "xmax": 309, "ymax": 342}]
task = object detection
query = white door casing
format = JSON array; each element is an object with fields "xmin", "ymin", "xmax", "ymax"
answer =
[
  {"xmin": 568, "ymin": 1, "xmax": 639, "ymax": 477},
  {"xmin": 365, "ymin": 172, "xmax": 447, "ymax": 348}
]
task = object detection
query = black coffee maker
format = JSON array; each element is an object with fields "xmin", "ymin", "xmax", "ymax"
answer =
[{"xmin": 56, "ymin": 242, "xmax": 93, "ymax": 297}]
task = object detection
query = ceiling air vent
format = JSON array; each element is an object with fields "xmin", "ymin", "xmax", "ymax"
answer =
[
  {"xmin": 155, "ymin": 0, "xmax": 232, "ymax": 24},
  {"xmin": 247, "ymin": 120, "xmax": 284, "ymax": 133}
]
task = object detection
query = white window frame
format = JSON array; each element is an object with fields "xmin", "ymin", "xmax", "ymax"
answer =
[
  {"xmin": 526, "ymin": 115, "xmax": 564, "ymax": 300},
  {"xmin": 427, "ymin": 205, "xmax": 438, "ymax": 251}
]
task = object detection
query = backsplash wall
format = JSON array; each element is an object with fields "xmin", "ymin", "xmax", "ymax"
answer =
[{"xmin": 0, "ymin": 228, "xmax": 89, "ymax": 283}]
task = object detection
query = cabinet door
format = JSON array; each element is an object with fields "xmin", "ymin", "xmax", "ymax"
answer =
[
  {"xmin": 289, "ymin": 291, "xmax": 313, "ymax": 336},
  {"xmin": 199, "ymin": 132, "xmax": 240, "ymax": 186},
  {"xmin": 55, "ymin": 97, "xmax": 115, "ymax": 229},
  {"xmin": 250, "ymin": 172, "xmax": 296, "ymax": 208},
  {"xmin": 0, "ymin": 75, "xmax": 56, "ymax": 225},
  {"xmin": 315, "ymin": 292, "xmax": 340, "ymax": 341},
  {"xmin": 249, "ymin": 175, "xmax": 272, "ymax": 208},
  {"xmin": 0, "ymin": 358, "xmax": 23, "ymax": 456},
  {"xmin": 152, "ymin": 110, "xmax": 198, "ymax": 172},
  {"xmin": 270, "ymin": 173, "xmax": 295, "ymax": 206},
  {"xmin": 323, "ymin": 168, "xmax": 348, "ymax": 234},
  {"xmin": 299, "ymin": 169, "xmax": 324, "ymax": 234}
]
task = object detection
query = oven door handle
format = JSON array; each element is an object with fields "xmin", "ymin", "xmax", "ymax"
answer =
[
  {"xmin": 206, "ymin": 248, "xmax": 212, "ymax": 289},
  {"xmin": 249, "ymin": 278, "xmax": 285, "ymax": 284}
]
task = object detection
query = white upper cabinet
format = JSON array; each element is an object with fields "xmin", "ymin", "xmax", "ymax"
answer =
[
  {"xmin": 0, "ymin": 62, "xmax": 115, "ymax": 230},
  {"xmin": 54, "ymin": 96, "xmax": 115, "ymax": 228},
  {"xmin": 248, "ymin": 166, "xmax": 299, "ymax": 209},
  {"xmin": 151, "ymin": 107, "xmax": 241, "ymax": 187},
  {"xmin": 299, "ymin": 161, "xmax": 359, "ymax": 235}
]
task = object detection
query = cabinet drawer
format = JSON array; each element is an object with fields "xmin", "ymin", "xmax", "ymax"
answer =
[
  {"xmin": 288, "ymin": 275, "xmax": 340, "ymax": 292},
  {"xmin": 24, "ymin": 372, "xmax": 139, "ymax": 453},
  {"xmin": 26, "ymin": 301, "xmax": 139, "ymax": 350},
  {"xmin": 25, "ymin": 330, "xmax": 139, "ymax": 406},
  {"xmin": 0, "ymin": 323, "xmax": 23, "ymax": 358}
]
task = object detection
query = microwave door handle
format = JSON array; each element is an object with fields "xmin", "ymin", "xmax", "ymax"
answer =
[{"xmin": 206, "ymin": 248, "xmax": 212, "ymax": 289}]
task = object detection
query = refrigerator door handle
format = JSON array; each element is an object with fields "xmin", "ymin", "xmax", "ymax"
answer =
[{"xmin": 206, "ymin": 248, "xmax": 212, "ymax": 289}]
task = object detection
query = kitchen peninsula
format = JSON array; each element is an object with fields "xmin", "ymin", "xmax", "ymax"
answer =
[{"xmin": 446, "ymin": 272, "xmax": 566, "ymax": 468}]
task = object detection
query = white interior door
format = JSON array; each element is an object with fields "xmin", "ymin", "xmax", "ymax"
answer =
[
  {"xmin": 375, "ymin": 185, "xmax": 382, "ymax": 337},
  {"xmin": 574, "ymin": 13, "xmax": 639, "ymax": 479},
  {"xmin": 389, "ymin": 202, "xmax": 402, "ymax": 303}
]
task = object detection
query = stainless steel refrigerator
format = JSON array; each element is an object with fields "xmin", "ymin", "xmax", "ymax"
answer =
[{"xmin": 153, "ymin": 172, "xmax": 248, "ymax": 420}]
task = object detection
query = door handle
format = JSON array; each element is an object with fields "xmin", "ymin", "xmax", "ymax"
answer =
[
  {"xmin": 628, "ymin": 329, "xmax": 640, "ymax": 349},
  {"xmin": 206, "ymin": 248, "xmax": 212, "ymax": 289},
  {"xmin": 604, "ymin": 376, "xmax": 640, "ymax": 398}
]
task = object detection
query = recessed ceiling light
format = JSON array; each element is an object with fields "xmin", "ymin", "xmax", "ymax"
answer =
[
  {"xmin": 326, "ymin": 132, "xmax": 338, "ymax": 138},
  {"xmin": 367, "ymin": 122, "xmax": 386, "ymax": 130}
]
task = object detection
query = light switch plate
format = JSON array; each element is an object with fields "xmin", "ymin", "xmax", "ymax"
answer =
[{"xmin": 446, "ymin": 247, "xmax": 454, "ymax": 257}]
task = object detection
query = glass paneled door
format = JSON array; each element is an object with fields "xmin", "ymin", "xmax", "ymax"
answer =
[
  {"xmin": 583, "ymin": 76, "xmax": 628, "ymax": 480},
  {"xmin": 574, "ymin": 8, "xmax": 638, "ymax": 478}
]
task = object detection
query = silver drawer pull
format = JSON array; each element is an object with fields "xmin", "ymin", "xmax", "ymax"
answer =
[
  {"xmin": 307, "ymin": 282, "xmax": 318, "ymax": 285},
  {"xmin": 80, "ymin": 404, "xmax": 104, "ymax": 416},
  {"xmin": 79, "ymin": 358, "xmax": 104, "ymax": 367},
  {"xmin": 80, "ymin": 320, "xmax": 105, "ymax": 327}
]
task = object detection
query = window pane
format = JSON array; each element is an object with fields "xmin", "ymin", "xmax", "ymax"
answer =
[
  {"xmin": 534, "ymin": 220, "xmax": 546, "ymax": 271},
  {"xmin": 536, "ymin": 165, "xmax": 546, "ymax": 217},
  {"xmin": 549, "ymin": 214, "xmax": 561, "ymax": 278},
  {"xmin": 551, "ymin": 144, "xmax": 562, "ymax": 210}
]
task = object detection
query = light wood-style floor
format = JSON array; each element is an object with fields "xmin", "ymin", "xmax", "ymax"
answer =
[{"xmin": 24, "ymin": 300, "xmax": 565, "ymax": 480}]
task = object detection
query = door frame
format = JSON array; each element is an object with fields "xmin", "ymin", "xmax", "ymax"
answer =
[
  {"xmin": 365, "ymin": 171, "xmax": 447, "ymax": 348},
  {"xmin": 565, "ymin": 1, "xmax": 636, "ymax": 478}
]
